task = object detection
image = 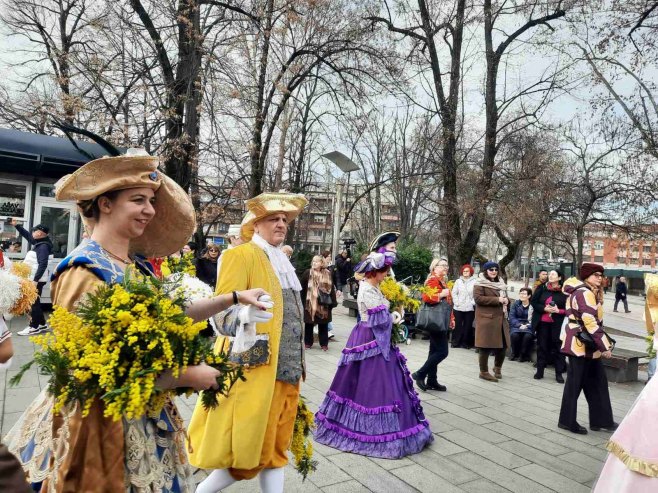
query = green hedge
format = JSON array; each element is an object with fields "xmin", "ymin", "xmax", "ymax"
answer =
[{"xmin": 394, "ymin": 242, "xmax": 434, "ymax": 284}]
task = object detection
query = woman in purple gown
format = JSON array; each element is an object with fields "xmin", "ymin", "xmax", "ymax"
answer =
[{"xmin": 314, "ymin": 251, "xmax": 433, "ymax": 458}]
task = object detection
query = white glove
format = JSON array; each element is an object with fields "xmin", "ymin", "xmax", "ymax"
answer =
[
  {"xmin": 238, "ymin": 295, "xmax": 274, "ymax": 325},
  {"xmin": 392, "ymin": 311, "xmax": 402, "ymax": 325}
]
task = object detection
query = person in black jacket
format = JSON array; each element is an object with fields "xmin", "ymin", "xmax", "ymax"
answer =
[
  {"xmin": 614, "ymin": 276, "xmax": 630, "ymax": 313},
  {"xmin": 531, "ymin": 269, "xmax": 567, "ymax": 382},
  {"xmin": 196, "ymin": 244, "xmax": 220, "ymax": 289},
  {"xmin": 11, "ymin": 218, "xmax": 53, "ymax": 336},
  {"xmin": 334, "ymin": 250, "xmax": 353, "ymax": 297}
]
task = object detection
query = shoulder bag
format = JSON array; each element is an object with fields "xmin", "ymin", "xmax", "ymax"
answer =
[{"xmin": 416, "ymin": 300, "xmax": 451, "ymax": 333}]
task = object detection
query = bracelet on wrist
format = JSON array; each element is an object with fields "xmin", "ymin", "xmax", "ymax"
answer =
[{"xmin": 232, "ymin": 291, "xmax": 239, "ymax": 305}]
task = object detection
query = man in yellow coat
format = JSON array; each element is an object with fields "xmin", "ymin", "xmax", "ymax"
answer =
[{"xmin": 190, "ymin": 192, "xmax": 308, "ymax": 493}]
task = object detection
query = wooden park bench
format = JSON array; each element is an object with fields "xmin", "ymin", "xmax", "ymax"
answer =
[{"xmin": 602, "ymin": 348, "xmax": 647, "ymax": 383}]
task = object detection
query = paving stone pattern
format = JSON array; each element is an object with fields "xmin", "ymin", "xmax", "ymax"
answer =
[{"xmin": 0, "ymin": 307, "xmax": 645, "ymax": 492}]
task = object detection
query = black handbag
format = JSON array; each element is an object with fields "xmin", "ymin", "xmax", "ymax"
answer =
[
  {"xmin": 416, "ymin": 301, "xmax": 451, "ymax": 333},
  {"xmin": 318, "ymin": 290, "xmax": 332, "ymax": 306}
]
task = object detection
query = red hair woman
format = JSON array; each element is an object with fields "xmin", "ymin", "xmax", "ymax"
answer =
[{"xmin": 451, "ymin": 264, "xmax": 476, "ymax": 348}]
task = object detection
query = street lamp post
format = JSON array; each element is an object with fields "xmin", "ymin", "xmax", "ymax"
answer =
[{"xmin": 322, "ymin": 151, "xmax": 359, "ymax": 258}]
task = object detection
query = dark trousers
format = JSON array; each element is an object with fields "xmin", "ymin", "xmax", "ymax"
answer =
[
  {"xmin": 536, "ymin": 321, "xmax": 566, "ymax": 373},
  {"xmin": 30, "ymin": 282, "xmax": 46, "ymax": 328},
  {"xmin": 559, "ymin": 356, "xmax": 614, "ymax": 429},
  {"xmin": 614, "ymin": 297, "xmax": 629, "ymax": 312},
  {"xmin": 304, "ymin": 322, "xmax": 329, "ymax": 347},
  {"xmin": 452, "ymin": 310, "xmax": 475, "ymax": 348},
  {"xmin": 416, "ymin": 331, "xmax": 449, "ymax": 384},
  {"xmin": 510, "ymin": 332, "xmax": 534, "ymax": 359}
]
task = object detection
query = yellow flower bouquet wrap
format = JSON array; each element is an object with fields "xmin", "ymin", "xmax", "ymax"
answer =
[{"xmin": 11, "ymin": 270, "xmax": 243, "ymax": 420}]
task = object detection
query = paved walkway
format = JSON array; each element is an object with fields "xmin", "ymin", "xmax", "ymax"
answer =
[{"xmin": 1, "ymin": 308, "xmax": 646, "ymax": 492}]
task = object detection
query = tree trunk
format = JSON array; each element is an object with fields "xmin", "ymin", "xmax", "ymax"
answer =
[
  {"xmin": 248, "ymin": 0, "xmax": 275, "ymax": 197},
  {"xmin": 417, "ymin": 0, "xmax": 466, "ymax": 277}
]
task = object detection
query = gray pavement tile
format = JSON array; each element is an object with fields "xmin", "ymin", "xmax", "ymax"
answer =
[
  {"xmin": 513, "ymin": 463, "xmax": 591, "ymax": 493},
  {"xmin": 3, "ymin": 386, "xmax": 41, "ymax": 413},
  {"xmin": 425, "ymin": 413, "xmax": 456, "ymax": 434},
  {"xmin": 459, "ymin": 478, "xmax": 513, "ymax": 493},
  {"xmin": 307, "ymin": 452, "xmax": 354, "ymax": 488},
  {"xmin": 426, "ymin": 434, "xmax": 468, "ymax": 456},
  {"xmin": 0, "ymin": 366, "xmax": 41, "ymax": 389},
  {"xmin": 471, "ymin": 406, "xmax": 552, "ymax": 435},
  {"xmin": 427, "ymin": 400, "xmax": 494, "ymax": 425},
  {"xmin": 441, "ymin": 430, "xmax": 529, "ymax": 469},
  {"xmin": 312, "ymin": 441, "xmax": 345, "ymax": 457},
  {"xmin": 390, "ymin": 463, "xmax": 466, "ymax": 493},
  {"xmin": 483, "ymin": 421, "xmax": 572, "ymax": 455},
  {"xmin": 428, "ymin": 393, "xmax": 483, "ymax": 410},
  {"xmin": 537, "ymin": 432, "xmax": 608, "ymax": 461},
  {"xmin": 327, "ymin": 452, "xmax": 417, "ymax": 492},
  {"xmin": 497, "ymin": 441, "xmax": 597, "ymax": 484},
  {"xmin": 559, "ymin": 450, "xmax": 607, "ymax": 475},
  {"xmin": 440, "ymin": 413, "xmax": 509, "ymax": 444},
  {"xmin": 368, "ymin": 455, "xmax": 415, "ymax": 471},
  {"xmin": 408, "ymin": 448, "xmax": 480, "ymax": 485},
  {"xmin": 1, "ymin": 411, "xmax": 23, "ymax": 435},
  {"xmin": 419, "ymin": 400, "xmax": 447, "ymax": 416},
  {"xmin": 321, "ymin": 480, "xmax": 372, "ymax": 493},
  {"xmin": 450, "ymin": 451, "xmax": 552, "ymax": 493}
]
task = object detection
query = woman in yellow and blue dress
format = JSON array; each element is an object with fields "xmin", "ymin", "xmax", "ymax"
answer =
[{"xmin": 6, "ymin": 146, "xmax": 268, "ymax": 492}]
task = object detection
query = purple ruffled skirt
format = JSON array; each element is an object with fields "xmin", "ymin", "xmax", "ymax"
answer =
[{"xmin": 314, "ymin": 311, "xmax": 433, "ymax": 458}]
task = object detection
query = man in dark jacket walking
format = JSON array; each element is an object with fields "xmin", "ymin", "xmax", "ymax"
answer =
[
  {"xmin": 614, "ymin": 276, "xmax": 630, "ymax": 313},
  {"xmin": 11, "ymin": 218, "xmax": 53, "ymax": 336},
  {"xmin": 334, "ymin": 250, "xmax": 353, "ymax": 298}
]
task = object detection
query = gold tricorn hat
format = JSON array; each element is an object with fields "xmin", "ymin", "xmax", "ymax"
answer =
[
  {"xmin": 240, "ymin": 192, "xmax": 308, "ymax": 241},
  {"xmin": 55, "ymin": 155, "xmax": 196, "ymax": 258}
]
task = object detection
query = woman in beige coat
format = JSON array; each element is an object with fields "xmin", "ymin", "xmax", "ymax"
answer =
[{"xmin": 473, "ymin": 261, "xmax": 511, "ymax": 381}]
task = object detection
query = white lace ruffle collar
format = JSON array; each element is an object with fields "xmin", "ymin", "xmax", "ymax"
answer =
[{"xmin": 251, "ymin": 233, "xmax": 302, "ymax": 291}]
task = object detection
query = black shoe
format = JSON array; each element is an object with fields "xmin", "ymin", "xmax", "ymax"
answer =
[
  {"xmin": 534, "ymin": 369, "xmax": 544, "ymax": 380},
  {"xmin": 625, "ymin": 311, "xmax": 631, "ymax": 313},
  {"xmin": 427, "ymin": 382, "xmax": 447, "ymax": 391},
  {"xmin": 451, "ymin": 344, "xmax": 459, "ymax": 349},
  {"xmin": 556, "ymin": 373, "xmax": 564, "ymax": 384},
  {"xmin": 510, "ymin": 355, "xmax": 518, "ymax": 361},
  {"xmin": 412, "ymin": 372, "xmax": 427, "ymax": 391},
  {"xmin": 613, "ymin": 310, "xmax": 618, "ymax": 312},
  {"xmin": 558, "ymin": 422, "xmax": 588, "ymax": 435},
  {"xmin": 422, "ymin": 335, "xmax": 430, "ymax": 340},
  {"xmin": 519, "ymin": 357, "xmax": 530, "ymax": 363},
  {"xmin": 591, "ymin": 422, "xmax": 619, "ymax": 432}
]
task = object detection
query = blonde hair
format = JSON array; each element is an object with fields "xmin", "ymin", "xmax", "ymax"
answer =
[
  {"xmin": 312, "ymin": 255, "xmax": 326, "ymax": 268},
  {"xmin": 429, "ymin": 257, "xmax": 448, "ymax": 273}
]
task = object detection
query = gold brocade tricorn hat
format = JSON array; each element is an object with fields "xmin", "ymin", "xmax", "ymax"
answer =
[
  {"xmin": 55, "ymin": 155, "xmax": 196, "ymax": 258},
  {"xmin": 240, "ymin": 192, "xmax": 308, "ymax": 241}
]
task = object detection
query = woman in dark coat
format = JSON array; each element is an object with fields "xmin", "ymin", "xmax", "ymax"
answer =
[
  {"xmin": 473, "ymin": 261, "xmax": 511, "ymax": 382},
  {"xmin": 196, "ymin": 244, "xmax": 220, "ymax": 289},
  {"xmin": 531, "ymin": 269, "xmax": 567, "ymax": 382},
  {"xmin": 301, "ymin": 255, "xmax": 337, "ymax": 350}
]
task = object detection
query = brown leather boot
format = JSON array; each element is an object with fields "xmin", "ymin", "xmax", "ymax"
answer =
[
  {"xmin": 479, "ymin": 371, "xmax": 498, "ymax": 382},
  {"xmin": 493, "ymin": 367, "xmax": 502, "ymax": 379}
]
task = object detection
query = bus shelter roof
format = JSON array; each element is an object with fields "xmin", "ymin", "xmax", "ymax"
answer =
[{"xmin": 0, "ymin": 128, "xmax": 121, "ymax": 178}]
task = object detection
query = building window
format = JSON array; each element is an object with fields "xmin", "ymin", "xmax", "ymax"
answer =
[
  {"xmin": 313, "ymin": 216, "xmax": 326, "ymax": 224},
  {"xmin": 617, "ymin": 257, "xmax": 626, "ymax": 263},
  {"xmin": 0, "ymin": 182, "xmax": 28, "ymax": 217},
  {"xmin": 594, "ymin": 256, "xmax": 603, "ymax": 262},
  {"xmin": 594, "ymin": 242, "xmax": 603, "ymax": 250},
  {"xmin": 644, "ymin": 245, "xmax": 653, "ymax": 253}
]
